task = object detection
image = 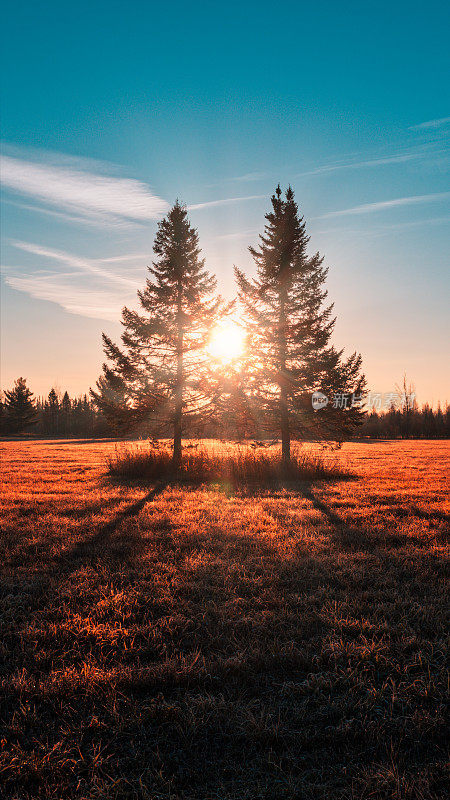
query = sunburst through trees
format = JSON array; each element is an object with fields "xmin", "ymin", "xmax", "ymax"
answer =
[{"xmin": 92, "ymin": 187, "xmax": 366, "ymax": 465}]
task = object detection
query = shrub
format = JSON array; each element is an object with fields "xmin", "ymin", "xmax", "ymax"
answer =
[{"xmin": 107, "ymin": 440, "xmax": 349, "ymax": 485}]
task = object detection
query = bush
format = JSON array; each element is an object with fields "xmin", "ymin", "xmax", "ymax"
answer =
[{"xmin": 107, "ymin": 440, "xmax": 349, "ymax": 485}]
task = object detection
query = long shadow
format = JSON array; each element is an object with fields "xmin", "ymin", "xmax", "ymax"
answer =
[
  {"xmin": 300, "ymin": 484, "xmax": 449, "ymax": 550},
  {"xmin": 229, "ymin": 472, "xmax": 357, "ymax": 499},
  {"xmin": 1, "ymin": 481, "xmax": 168, "ymax": 686},
  {"xmin": 58, "ymin": 481, "xmax": 167, "ymax": 573},
  {"xmin": 302, "ymin": 484, "xmax": 351, "ymax": 528},
  {"xmin": 302, "ymin": 483, "xmax": 399, "ymax": 550},
  {"xmin": 237, "ymin": 479, "xmax": 376, "ymax": 551},
  {"xmin": 392, "ymin": 504, "xmax": 449, "ymax": 524},
  {"xmin": 3, "ymin": 472, "xmax": 449, "ymax": 799},
  {"xmin": 232, "ymin": 479, "xmax": 380, "ymax": 551},
  {"xmin": 3, "ymin": 481, "xmax": 168, "ymax": 578}
]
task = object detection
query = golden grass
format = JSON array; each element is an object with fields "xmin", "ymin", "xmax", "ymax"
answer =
[{"xmin": 0, "ymin": 439, "xmax": 448, "ymax": 799}]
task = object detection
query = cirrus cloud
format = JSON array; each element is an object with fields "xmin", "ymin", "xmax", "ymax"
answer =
[
  {"xmin": 0, "ymin": 152, "xmax": 169, "ymax": 225},
  {"xmin": 3, "ymin": 241, "xmax": 144, "ymax": 321},
  {"xmin": 319, "ymin": 191, "xmax": 450, "ymax": 218},
  {"xmin": 409, "ymin": 116, "xmax": 450, "ymax": 131}
]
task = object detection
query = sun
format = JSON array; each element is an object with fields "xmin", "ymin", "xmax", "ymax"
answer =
[{"xmin": 207, "ymin": 320, "xmax": 245, "ymax": 364}]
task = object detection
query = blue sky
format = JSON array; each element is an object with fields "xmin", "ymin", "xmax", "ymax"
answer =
[{"xmin": 1, "ymin": 0, "xmax": 449, "ymax": 402}]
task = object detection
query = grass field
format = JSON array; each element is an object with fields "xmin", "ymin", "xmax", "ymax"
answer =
[{"xmin": 0, "ymin": 439, "xmax": 448, "ymax": 799}]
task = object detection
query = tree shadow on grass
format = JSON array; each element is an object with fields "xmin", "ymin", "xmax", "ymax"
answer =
[
  {"xmin": 221, "ymin": 475, "xmax": 443, "ymax": 553},
  {"xmin": 300, "ymin": 483, "xmax": 449, "ymax": 551},
  {"xmin": 2, "ymin": 474, "xmax": 449, "ymax": 798},
  {"xmin": 227, "ymin": 472, "xmax": 357, "ymax": 496},
  {"xmin": 0, "ymin": 481, "xmax": 169, "ymax": 684},
  {"xmin": 301, "ymin": 483, "xmax": 378, "ymax": 550},
  {"xmin": 106, "ymin": 470, "xmax": 358, "ymax": 502},
  {"xmin": 392, "ymin": 503, "xmax": 449, "ymax": 524},
  {"xmin": 58, "ymin": 481, "xmax": 167, "ymax": 572},
  {"xmin": 2, "ymin": 482, "xmax": 168, "ymax": 578}
]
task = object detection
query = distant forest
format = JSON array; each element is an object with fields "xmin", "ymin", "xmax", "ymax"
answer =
[{"xmin": 1, "ymin": 379, "xmax": 449, "ymax": 440}]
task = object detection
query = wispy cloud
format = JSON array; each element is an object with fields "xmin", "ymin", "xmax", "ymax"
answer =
[
  {"xmin": 298, "ymin": 150, "xmax": 433, "ymax": 178},
  {"xmin": 319, "ymin": 192, "xmax": 450, "ymax": 218},
  {"xmin": 204, "ymin": 172, "xmax": 267, "ymax": 190},
  {"xmin": 0, "ymin": 151, "xmax": 169, "ymax": 225},
  {"xmin": 315, "ymin": 215, "xmax": 450, "ymax": 238},
  {"xmin": 3, "ymin": 241, "xmax": 144, "ymax": 320},
  {"xmin": 1, "ymin": 146, "xmax": 269, "ymax": 228},
  {"xmin": 4, "ymin": 273, "xmax": 130, "ymax": 321},
  {"xmin": 229, "ymin": 172, "xmax": 267, "ymax": 183},
  {"xmin": 297, "ymin": 122, "xmax": 450, "ymax": 180},
  {"xmin": 367, "ymin": 215, "xmax": 450, "ymax": 236},
  {"xmin": 409, "ymin": 116, "xmax": 450, "ymax": 130},
  {"xmin": 11, "ymin": 241, "xmax": 141, "ymax": 289},
  {"xmin": 188, "ymin": 194, "xmax": 265, "ymax": 211},
  {"xmin": 95, "ymin": 253, "xmax": 149, "ymax": 264},
  {"xmin": 3, "ymin": 198, "xmax": 139, "ymax": 229}
]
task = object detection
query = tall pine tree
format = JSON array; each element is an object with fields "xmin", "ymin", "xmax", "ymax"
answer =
[
  {"xmin": 92, "ymin": 201, "xmax": 222, "ymax": 467},
  {"xmin": 45, "ymin": 388, "xmax": 60, "ymax": 436},
  {"xmin": 61, "ymin": 391, "xmax": 72, "ymax": 437},
  {"xmin": 4, "ymin": 377, "xmax": 37, "ymax": 434},
  {"xmin": 235, "ymin": 186, "xmax": 365, "ymax": 465}
]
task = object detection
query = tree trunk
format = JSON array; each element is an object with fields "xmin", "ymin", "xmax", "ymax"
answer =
[
  {"xmin": 279, "ymin": 289, "xmax": 290, "ymax": 469},
  {"xmin": 173, "ymin": 410, "xmax": 182, "ymax": 469},
  {"xmin": 280, "ymin": 393, "xmax": 290, "ymax": 467},
  {"xmin": 172, "ymin": 288, "xmax": 183, "ymax": 470}
]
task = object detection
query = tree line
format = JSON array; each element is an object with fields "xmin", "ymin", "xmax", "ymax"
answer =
[
  {"xmin": 359, "ymin": 404, "xmax": 450, "ymax": 440},
  {"xmin": 3, "ymin": 187, "xmax": 447, "ymax": 457},
  {"xmin": 2, "ymin": 376, "xmax": 448, "ymax": 441},
  {"xmin": 0, "ymin": 381, "xmax": 110, "ymax": 438}
]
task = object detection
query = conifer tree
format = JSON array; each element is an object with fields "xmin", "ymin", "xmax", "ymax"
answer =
[
  {"xmin": 61, "ymin": 391, "xmax": 72, "ymax": 437},
  {"xmin": 92, "ymin": 201, "xmax": 222, "ymax": 467},
  {"xmin": 4, "ymin": 377, "xmax": 37, "ymax": 434},
  {"xmin": 45, "ymin": 388, "xmax": 60, "ymax": 436},
  {"xmin": 0, "ymin": 396, "xmax": 5, "ymax": 436},
  {"xmin": 61, "ymin": 391, "xmax": 71, "ymax": 413},
  {"xmin": 235, "ymin": 186, "xmax": 366, "ymax": 466}
]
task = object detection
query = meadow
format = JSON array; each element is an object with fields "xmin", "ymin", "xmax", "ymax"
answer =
[{"xmin": 0, "ymin": 439, "xmax": 448, "ymax": 799}]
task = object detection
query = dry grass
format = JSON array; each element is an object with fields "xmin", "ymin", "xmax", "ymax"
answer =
[
  {"xmin": 107, "ymin": 439, "xmax": 348, "ymax": 484},
  {"xmin": 0, "ymin": 439, "xmax": 448, "ymax": 799}
]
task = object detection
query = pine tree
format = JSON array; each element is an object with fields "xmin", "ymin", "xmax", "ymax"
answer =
[
  {"xmin": 61, "ymin": 391, "xmax": 72, "ymax": 437},
  {"xmin": 92, "ymin": 201, "xmax": 222, "ymax": 467},
  {"xmin": 82, "ymin": 394, "xmax": 94, "ymax": 437},
  {"xmin": 45, "ymin": 388, "xmax": 60, "ymax": 436},
  {"xmin": 0, "ymin": 395, "xmax": 5, "ymax": 436},
  {"xmin": 71, "ymin": 398, "xmax": 84, "ymax": 437},
  {"xmin": 4, "ymin": 377, "xmax": 37, "ymax": 434},
  {"xmin": 61, "ymin": 391, "xmax": 71, "ymax": 413},
  {"xmin": 235, "ymin": 185, "xmax": 366, "ymax": 466},
  {"xmin": 435, "ymin": 404, "xmax": 445, "ymax": 438},
  {"xmin": 445, "ymin": 404, "xmax": 450, "ymax": 438}
]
